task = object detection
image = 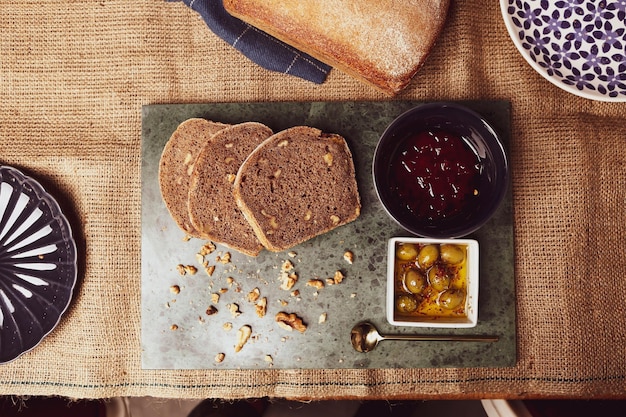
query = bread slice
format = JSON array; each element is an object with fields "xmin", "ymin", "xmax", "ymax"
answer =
[
  {"xmin": 188, "ymin": 122, "xmax": 273, "ymax": 256},
  {"xmin": 159, "ymin": 118, "xmax": 229, "ymax": 237},
  {"xmin": 223, "ymin": 0, "xmax": 450, "ymax": 94},
  {"xmin": 233, "ymin": 126, "xmax": 361, "ymax": 252}
]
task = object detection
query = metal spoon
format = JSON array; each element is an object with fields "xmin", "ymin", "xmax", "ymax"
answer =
[{"xmin": 350, "ymin": 321, "xmax": 499, "ymax": 353}]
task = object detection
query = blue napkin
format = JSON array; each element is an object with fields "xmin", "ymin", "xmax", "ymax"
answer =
[{"xmin": 177, "ymin": 0, "xmax": 331, "ymax": 84}]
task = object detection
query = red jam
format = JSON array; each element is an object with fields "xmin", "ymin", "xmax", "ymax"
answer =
[{"xmin": 389, "ymin": 129, "xmax": 482, "ymax": 221}]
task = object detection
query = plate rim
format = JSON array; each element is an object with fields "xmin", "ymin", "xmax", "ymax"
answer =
[
  {"xmin": 0, "ymin": 165, "xmax": 78, "ymax": 364},
  {"xmin": 499, "ymin": 0, "xmax": 626, "ymax": 103}
]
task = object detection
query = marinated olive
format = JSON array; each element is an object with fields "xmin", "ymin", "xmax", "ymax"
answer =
[
  {"xmin": 396, "ymin": 294, "xmax": 418, "ymax": 313},
  {"xmin": 417, "ymin": 244, "xmax": 439, "ymax": 269},
  {"xmin": 403, "ymin": 268, "xmax": 426, "ymax": 294},
  {"xmin": 396, "ymin": 243, "xmax": 418, "ymax": 261},
  {"xmin": 439, "ymin": 289, "xmax": 466, "ymax": 310},
  {"xmin": 440, "ymin": 244, "xmax": 465, "ymax": 265},
  {"xmin": 428, "ymin": 265, "xmax": 451, "ymax": 292}
]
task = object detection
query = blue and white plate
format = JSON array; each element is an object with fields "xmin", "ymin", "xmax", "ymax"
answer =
[
  {"xmin": 501, "ymin": 0, "xmax": 626, "ymax": 101},
  {"xmin": 0, "ymin": 166, "xmax": 77, "ymax": 363}
]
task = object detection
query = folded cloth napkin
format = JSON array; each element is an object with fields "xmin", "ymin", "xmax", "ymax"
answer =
[{"xmin": 177, "ymin": 0, "xmax": 331, "ymax": 84}]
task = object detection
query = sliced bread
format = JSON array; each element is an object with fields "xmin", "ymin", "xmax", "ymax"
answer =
[
  {"xmin": 188, "ymin": 122, "xmax": 273, "ymax": 256},
  {"xmin": 233, "ymin": 126, "xmax": 361, "ymax": 252},
  {"xmin": 159, "ymin": 118, "xmax": 229, "ymax": 237}
]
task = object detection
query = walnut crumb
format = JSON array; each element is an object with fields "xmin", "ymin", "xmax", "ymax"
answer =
[
  {"xmin": 226, "ymin": 276, "xmax": 235, "ymax": 286},
  {"xmin": 211, "ymin": 293, "xmax": 220, "ymax": 304},
  {"xmin": 199, "ymin": 242, "xmax": 216, "ymax": 256},
  {"xmin": 227, "ymin": 303, "xmax": 241, "ymax": 317},
  {"xmin": 306, "ymin": 279, "xmax": 324, "ymax": 290},
  {"xmin": 247, "ymin": 288, "xmax": 260, "ymax": 302},
  {"xmin": 170, "ymin": 285, "xmax": 180, "ymax": 294},
  {"xmin": 215, "ymin": 353, "xmax": 225, "ymax": 363},
  {"xmin": 333, "ymin": 270, "xmax": 345, "ymax": 284},
  {"xmin": 288, "ymin": 251, "xmax": 297, "ymax": 258},
  {"xmin": 176, "ymin": 264, "xmax": 186, "ymax": 275},
  {"xmin": 234, "ymin": 325, "xmax": 252, "ymax": 352},
  {"xmin": 170, "ymin": 324, "xmax": 178, "ymax": 331},
  {"xmin": 319, "ymin": 313, "xmax": 327, "ymax": 324},
  {"xmin": 219, "ymin": 288, "xmax": 228, "ymax": 294},
  {"xmin": 255, "ymin": 297, "xmax": 267, "ymax": 318},
  {"xmin": 184, "ymin": 265, "xmax": 198, "ymax": 275},
  {"xmin": 204, "ymin": 265, "xmax": 216, "ymax": 276},
  {"xmin": 219, "ymin": 252, "xmax": 232, "ymax": 264},
  {"xmin": 330, "ymin": 215, "xmax": 340, "ymax": 225},
  {"xmin": 206, "ymin": 305, "xmax": 218, "ymax": 315},
  {"xmin": 222, "ymin": 322, "xmax": 233, "ymax": 331},
  {"xmin": 343, "ymin": 251, "xmax": 354, "ymax": 264},
  {"xmin": 275, "ymin": 312, "xmax": 307, "ymax": 333},
  {"xmin": 264, "ymin": 355, "xmax": 273, "ymax": 364}
]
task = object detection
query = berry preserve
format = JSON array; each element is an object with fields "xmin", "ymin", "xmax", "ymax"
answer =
[{"xmin": 388, "ymin": 129, "xmax": 482, "ymax": 222}]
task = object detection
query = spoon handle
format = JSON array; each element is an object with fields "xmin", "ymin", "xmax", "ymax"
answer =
[{"xmin": 383, "ymin": 334, "xmax": 499, "ymax": 342}]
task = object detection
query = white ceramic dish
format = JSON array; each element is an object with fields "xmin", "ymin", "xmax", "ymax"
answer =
[
  {"xmin": 500, "ymin": 0, "xmax": 626, "ymax": 102},
  {"xmin": 386, "ymin": 237, "xmax": 479, "ymax": 328}
]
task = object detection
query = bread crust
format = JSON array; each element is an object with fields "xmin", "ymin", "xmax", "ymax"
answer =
[
  {"xmin": 223, "ymin": 0, "xmax": 450, "ymax": 94},
  {"xmin": 158, "ymin": 118, "xmax": 229, "ymax": 237},
  {"xmin": 233, "ymin": 126, "xmax": 361, "ymax": 252},
  {"xmin": 188, "ymin": 122, "xmax": 273, "ymax": 256}
]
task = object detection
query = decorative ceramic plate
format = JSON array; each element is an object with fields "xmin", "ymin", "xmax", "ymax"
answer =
[
  {"xmin": 0, "ymin": 166, "xmax": 77, "ymax": 363},
  {"xmin": 501, "ymin": 0, "xmax": 626, "ymax": 101}
]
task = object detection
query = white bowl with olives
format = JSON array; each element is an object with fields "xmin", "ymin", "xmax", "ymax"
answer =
[{"xmin": 387, "ymin": 237, "xmax": 479, "ymax": 328}]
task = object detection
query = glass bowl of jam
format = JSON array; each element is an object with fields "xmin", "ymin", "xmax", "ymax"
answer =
[
  {"xmin": 373, "ymin": 102, "xmax": 508, "ymax": 238},
  {"xmin": 387, "ymin": 237, "xmax": 479, "ymax": 328}
]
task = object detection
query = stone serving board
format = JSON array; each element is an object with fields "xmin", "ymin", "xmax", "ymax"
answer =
[{"xmin": 141, "ymin": 101, "xmax": 516, "ymax": 370}]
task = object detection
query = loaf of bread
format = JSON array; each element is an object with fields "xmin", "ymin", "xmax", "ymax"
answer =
[
  {"xmin": 158, "ymin": 118, "xmax": 229, "ymax": 237},
  {"xmin": 233, "ymin": 126, "xmax": 361, "ymax": 252},
  {"xmin": 223, "ymin": 0, "xmax": 450, "ymax": 94},
  {"xmin": 188, "ymin": 122, "xmax": 273, "ymax": 256}
]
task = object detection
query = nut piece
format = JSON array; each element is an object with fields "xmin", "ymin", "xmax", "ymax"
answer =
[
  {"xmin": 319, "ymin": 313, "xmax": 327, "ymax": 324},
  {"xmin": 204, "ymin": 265, "xmax": 216, "ymax": 276},
  {"xmin": 247, "ymin": 288, "xmax": 261, "ymax": 302},
  {"xmin": 330, "ymin": 215, "xmax": 340, "ymax": 225},
  {"xmin": 306, "ymin": 279, "xmax": 324, "ymax": 290},
  {"xmin": 333, "ymin": 270, "xmax": 345, "ymax": 284},
  {"xmin": 264, "ymin": 355, "xmax": 273, "ymax": 364},
  {"xmin": 215, "ymin": 353, "xmax": 225, "ymax": 363},
  {"xmin": 170, "ymin": 285, "xmax": 180, "ymax": 294},
  {"xmin": 176, "ymin": 264, "xmax": 186, "ymax": 275},
  {"xmin": 206, "ymin": 305, "xmax": 218, "ymax": 316},
  {"xmin": 211, "ymin": 293, "xmax": 220, "ymax": 304},
  {"xmin": 255, "ymin": 297, "xmax": 267, "ymax": 318},
  {"xmin": 199, "ymin": 242, "xmax": 216, "ymax": 256},
  {"xmin": 227, "ymin": 303, "xmax": 242, "ymax": 317},
  {"xmin": 184, "ymin": 265, "xmax": 198, "ymax": 275},
  {"xmin": 222, "ymin": 322, "xmax": 233, "ymax": 332},
  {"xmin": 275, "ymin": 312, "xmax": 307, "ymax": 333},
  {"xmin": 234, "ymin": 325, "xmax": 252, "ymax": 352},
  {"xmin": 170, "ymin": 324, "xmax": 179, "ymax": 331},
  {"xmin": 343, "ymin": 251, "xmax": 354, "ymax": 264},
  {"xmin": 323, "ymin": 152, "xmax": 333, "ymax": 166}
]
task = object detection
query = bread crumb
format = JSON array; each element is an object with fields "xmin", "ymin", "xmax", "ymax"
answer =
[
  {"xmin": 215, "ymin": 353, "xmax": 225, "ymax": 363},
  {"xmin": 350, "ymin": 293, "xmax": 357, "ymax": 298},
  {"xmin": 170, "ymin": 285, "xmax": 180, "ymax": 294},
  {"xmin": 234, "ymin": 325, "xmax": 252, "ymax": 352}
]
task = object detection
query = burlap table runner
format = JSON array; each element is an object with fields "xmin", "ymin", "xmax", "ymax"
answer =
[{"xmin": 1, "ymin": 0, "xmax": 624, "ymax": 400}]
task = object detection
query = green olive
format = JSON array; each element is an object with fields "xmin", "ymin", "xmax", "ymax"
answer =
[
  {"xmin": 417, "ymin": 244, "xmax": 439, "ymax": 269},
  {"xmin": 403, "ymin": 268, "xmax": 426, "ymax": 294},
  {"xmin": 440, "ymin": 244, "xmax": 466, "ymax": 266},
  {"xmin": 439, "ymin": 289, "xmax": 466, "ymax": 310},
  {"xmin": 396, "ymin": 243, "xmax": 418, "ymax": 261},
  {"xmin": 396, "ymin": 294, "xmax": 418, "ymax": 313},
  {"xmin": 428, "ymin": 265, "xmax": 451, "ymax": 292}
]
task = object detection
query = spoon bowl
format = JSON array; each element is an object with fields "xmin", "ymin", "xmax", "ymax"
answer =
[{"xmin": 350, "ymin": 321, "xmax": 498, "ymax": 353}]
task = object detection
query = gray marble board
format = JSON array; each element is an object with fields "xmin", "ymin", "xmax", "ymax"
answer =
[{"xmin": 141, "ymin": 101, "xmax": 516, "ymax": 370}]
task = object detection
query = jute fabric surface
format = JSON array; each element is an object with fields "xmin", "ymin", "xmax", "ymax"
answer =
[{"xmin": 1, "ymin": 0, "xmax": 625, "ymax": 400}]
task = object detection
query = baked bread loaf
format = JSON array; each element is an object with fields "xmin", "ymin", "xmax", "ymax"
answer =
[
  {"xmin": 223, "ymin": 0, "xmax": 450, "ymax": 94},
  {"xmin": 158, "ymin": 118, "xmax": 229, "ymax": 237},
  {"xmin": 188, "ymin": 122, "xmax": 273, "ymax": 256},
  {"xmin": 233, "ymin": 126, "xmax": 361, "ymax": 252}
]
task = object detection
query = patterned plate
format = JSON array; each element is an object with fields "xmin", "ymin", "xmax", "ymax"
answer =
[
  {"xmin": 0, "ymin": 166, "xmax": 77, "ymax": 363},
  {"xmin": 501, "ymin": 0, "xmax": 626, "ymax": 101}
]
